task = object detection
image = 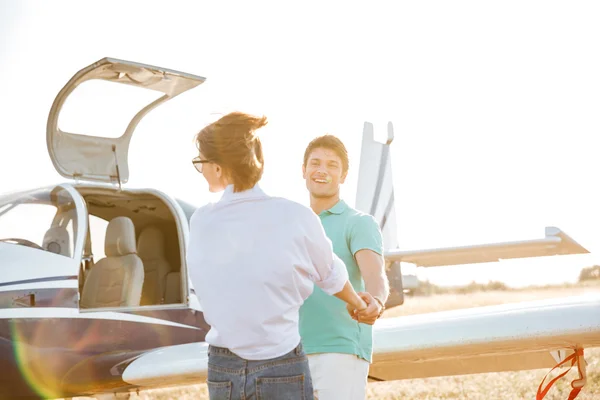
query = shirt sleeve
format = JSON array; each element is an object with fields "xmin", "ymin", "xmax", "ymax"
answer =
[
  {"xmin": 350, "ymin": 214, "xmax": 384, "ymax": 257},
  {"xmin": 301, "ymin": 210, "xmax": 349, "ymax": 295}
]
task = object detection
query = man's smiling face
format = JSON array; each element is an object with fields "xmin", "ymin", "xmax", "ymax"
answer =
[{"xmin": 303, "ymin": 147, "xmax": 347, "ymax": 199}]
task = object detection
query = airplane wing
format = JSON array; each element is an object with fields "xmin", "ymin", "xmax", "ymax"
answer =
[
  {"xmin": 370, "ymin": 294, "xmax": 600, "ymax": 381},
  {"xmin": 122, "ymin": 341, "xmax": 209, "ymax": 387},
  {"xmin": 120, "ymin": 294, "xmax": 600, "ymax": 389},
  {"xmin": 385, "ymin": 226, "xmax": 589, "ymax": 267}
]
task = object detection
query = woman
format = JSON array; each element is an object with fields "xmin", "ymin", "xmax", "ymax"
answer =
[{"xmin": 187, "ymin": 112, "xmax": 368, "ymax": 400}]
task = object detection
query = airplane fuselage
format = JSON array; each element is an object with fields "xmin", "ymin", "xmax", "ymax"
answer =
[
  {"xmin": 0, "ymin": 274, "xmax": 209, "ymax": 399},
  {"xmin": 0, "ymin": 180, "xmax": 210, "ymax": 399}
]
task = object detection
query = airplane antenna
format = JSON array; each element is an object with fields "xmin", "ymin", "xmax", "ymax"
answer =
[{"xmin": 112, "ymin": 144, "xmax": 122, "ymax": 191}]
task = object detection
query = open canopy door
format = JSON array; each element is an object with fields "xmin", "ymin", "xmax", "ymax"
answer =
[{"xmin": 47, "ymin": 57, "xmax": 206, "ymax": 185}]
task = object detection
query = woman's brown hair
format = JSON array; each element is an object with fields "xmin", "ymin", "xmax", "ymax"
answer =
[{"xmin": 195, "ymin": 112, "xmax": 268, "ymax": 192}]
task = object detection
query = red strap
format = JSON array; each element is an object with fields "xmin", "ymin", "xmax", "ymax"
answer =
[
  {"xmin": 536, "ymin": 349, "xmax": 584, "ymax": 400},
  {"xmin": 568, "ymin": 387, "xmax": 582, "ymax": 400}
]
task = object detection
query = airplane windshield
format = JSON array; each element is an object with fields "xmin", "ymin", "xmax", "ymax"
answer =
[{"xmin": 0, "ymin": 186, "xmax": 82, "ymax": 258}]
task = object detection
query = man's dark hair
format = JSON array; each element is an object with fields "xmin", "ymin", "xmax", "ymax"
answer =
[{"xmin": 303, "ymin": 134, "xmax": 349, "ymax": 174}]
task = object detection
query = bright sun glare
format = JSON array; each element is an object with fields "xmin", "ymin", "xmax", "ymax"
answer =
[{"xmin": 2, "ymin": 0, "xmax": 600, "ymax": 288}]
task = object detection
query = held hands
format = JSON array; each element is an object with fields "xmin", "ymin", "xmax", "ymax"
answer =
[{"xmin": 346, "ymin": 292, "xmax": 382, "ymax": 325}]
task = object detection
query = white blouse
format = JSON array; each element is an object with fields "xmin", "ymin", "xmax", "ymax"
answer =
[{"xmin": 187, "ymin": 184, "xmax": 348, "ymax": 360}]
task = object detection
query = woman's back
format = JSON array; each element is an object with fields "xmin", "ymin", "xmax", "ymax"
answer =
[{"xmin": 187, "ymin": 184, "xmax": 341, "ymax": 360}]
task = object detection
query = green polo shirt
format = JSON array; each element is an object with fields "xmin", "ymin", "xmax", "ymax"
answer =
[{"xmin": 299, "ymin": 200, "xmax": 383, "ymax": 362}]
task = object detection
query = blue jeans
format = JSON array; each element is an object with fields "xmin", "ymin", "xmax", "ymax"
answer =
[{"xmin": 207, "ymin": 342, "xmax": 314, "ymax": 400}]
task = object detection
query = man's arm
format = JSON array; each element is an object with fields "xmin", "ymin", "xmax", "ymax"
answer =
[
  {"xmin": 349, "ymin": 215, "xmax": 389, "ymax": 324},
  {"xmin": 354, "ymin": 249, "xmax": 389, "ymax": 324},
  {"xmin": 356, "ymin": 248, "xmax": 389, "ymax": 303}
]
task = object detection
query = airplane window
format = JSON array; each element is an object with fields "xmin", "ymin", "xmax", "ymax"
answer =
[
  {"xmin": 58, "ymin": 79, "xmax": 164, "ymax": 139},
  {"xmin": 0, "ymin": 187, "xmax": 80, "ymax": 258},
  {"xmin": 0, "ymin": 204, "xmax": 56, "ymax": 248}
]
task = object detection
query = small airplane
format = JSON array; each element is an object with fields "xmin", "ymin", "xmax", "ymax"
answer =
[{"xmin": 0, "ymin": 57, "xmax": 597, "ymax": 400}]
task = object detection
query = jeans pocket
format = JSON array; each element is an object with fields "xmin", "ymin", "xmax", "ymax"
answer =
[
  {"xmin": 207, "ymin": 380, "xmax": 232, "ymax": 400},
  {"xmin": 256, "ymin": 374, "xmax": 306, "ymax": 400}
]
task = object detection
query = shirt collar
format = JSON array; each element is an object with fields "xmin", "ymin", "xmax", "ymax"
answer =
[
  {"xmin": 321, "ymin": 199, "xmax": 348, "ymax": 215},
  {"xmin": 219, "ymin": 183, "xmax": 266, "ymax": 203}
]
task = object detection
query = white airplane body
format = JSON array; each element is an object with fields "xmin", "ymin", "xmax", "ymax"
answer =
[
  {"xmin": 121, "ymin": 293, "xmax": 600, "ymax": 384},
  {"xmin": 0, "ymin": 57, "xmax": 597, "ymax": 399}
]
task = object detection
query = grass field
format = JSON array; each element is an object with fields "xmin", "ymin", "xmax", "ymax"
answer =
[{"xmin": 73, "ymin": 281, "xmax": 600, "ymax": 399}]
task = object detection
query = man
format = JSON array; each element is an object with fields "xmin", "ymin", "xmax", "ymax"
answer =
[{"xmin": 299, "ymin": 134, "xmax": 390, "ymax": 400}]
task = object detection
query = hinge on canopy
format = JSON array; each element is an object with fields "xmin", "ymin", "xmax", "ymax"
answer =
[{"xmin": 111, "ymin": 144, "xmax": 122, "ymax": 191}]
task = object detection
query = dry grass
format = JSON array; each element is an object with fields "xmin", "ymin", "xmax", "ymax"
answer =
[
  {"xmin": 72, "ymin": 282, "xmax": 600, "ymax": 399},
  {"xmin": 383, "ymin": 280, "xmax": 600, "ymax": 318},
  {"xmin": 366, "ymin": 357, "xmax": 600, "ymax": 400}
]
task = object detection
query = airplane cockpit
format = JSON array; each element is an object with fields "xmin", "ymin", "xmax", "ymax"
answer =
[
  {"xmin": 76, "ymin": 185, "xmax": 186, "ymax": 308},
  {"xmin": 2, "ymin": 57, "xmax": 208, "ymax": 314},
  {"xmin": 0, "ymin": 182, "xmax": 192, "ymax": 311}
]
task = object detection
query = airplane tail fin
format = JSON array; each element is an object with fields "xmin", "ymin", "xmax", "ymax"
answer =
[
  {"xmin": 355, "ymin": 121, "xmax": 399, "ymax": 250},
  {"xmin": 355, "ymin": 122, "xmax": 409, "ymax": 306}
]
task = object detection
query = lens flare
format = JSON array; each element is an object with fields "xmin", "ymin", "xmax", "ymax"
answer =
[
  {"xmin": 8, "ymin": 305, "xmax": 199, "ymax": 397},
  {"xmin": 11, "ymin": 319, "xmax": 62, "ymax": 398}
]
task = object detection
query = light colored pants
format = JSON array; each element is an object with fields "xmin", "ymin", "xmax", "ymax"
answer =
[{"xmin": 307, "ymin": 353, "xmax": 370, "ymax": 400}]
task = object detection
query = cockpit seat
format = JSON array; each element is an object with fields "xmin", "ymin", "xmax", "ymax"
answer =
[
  {"xmin": 80, "ymin": 216, "xmax": 144, "ymax": 308},
  {"xmin": 164, "ymin": 271, "xmax": 181, "ymax": 304},
  {"xmin": 137, "ymin": 226, "xmax": 172, "ymax": 305},
  {"xmin": 42, "ymin": 226, "xmax": 71, "ymax": 257}
]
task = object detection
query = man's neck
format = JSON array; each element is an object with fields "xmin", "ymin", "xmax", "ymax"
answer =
[{"xmin": 310, "ymin": 194, "xmax": 340, "ymax": 215}]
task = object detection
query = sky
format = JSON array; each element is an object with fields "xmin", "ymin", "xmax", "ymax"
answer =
[{"xmin": 1, "ymin": 0, "xmax": 600, "ymax": 287}]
